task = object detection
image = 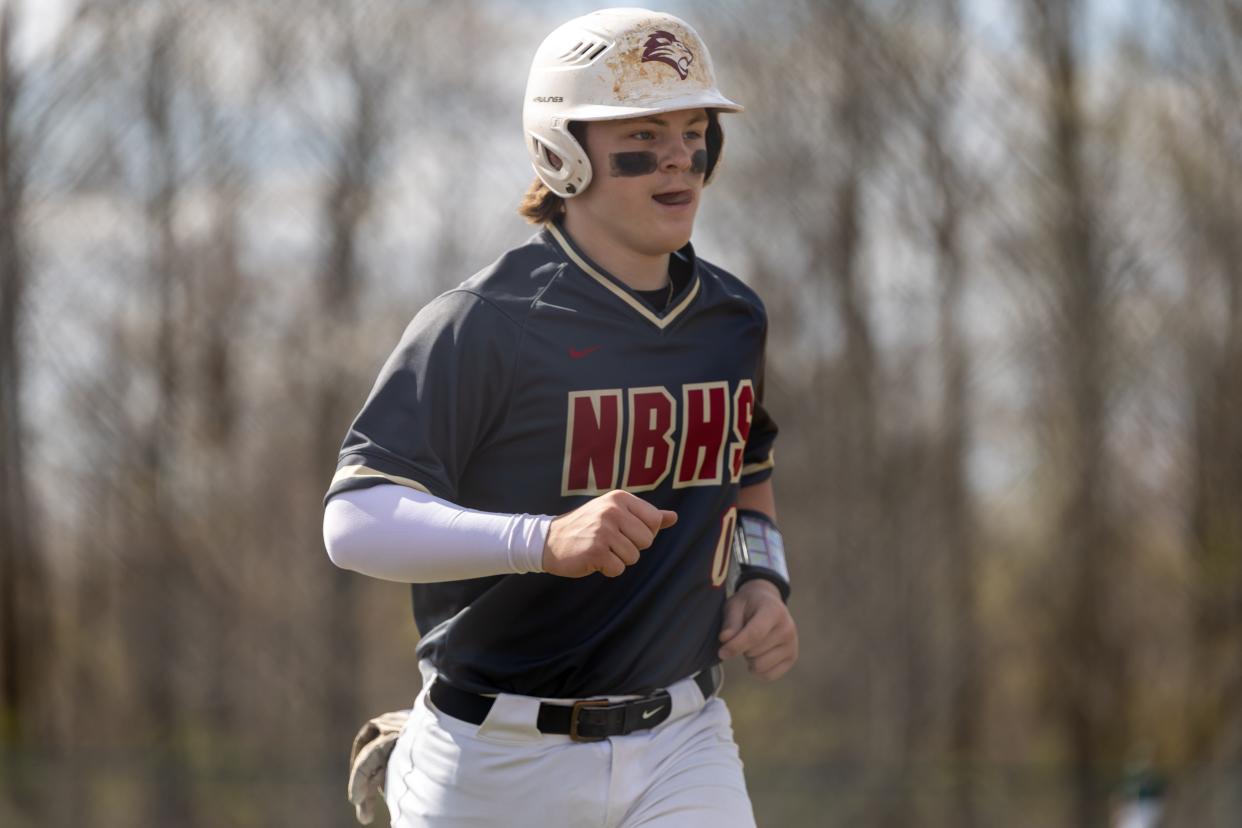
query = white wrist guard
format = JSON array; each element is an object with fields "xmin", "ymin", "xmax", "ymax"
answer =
[{"xmin": 732, "ymin": 510, "xmax": 791, "ymax": 602}]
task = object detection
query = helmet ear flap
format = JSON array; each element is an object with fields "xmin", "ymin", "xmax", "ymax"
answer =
[
  {"xmin": 529, "ymin": 122, "xmax": 592, "ymax": 197},
  {"xmin": 705, "ymin": 110, "xmax": 725, "ymax": 184},
  {"xmin": 539, "ymin": 123, "xmax": 588, "ymax": 172}
]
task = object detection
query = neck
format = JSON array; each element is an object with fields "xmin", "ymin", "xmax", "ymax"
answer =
[{"xmin": 562, "ymin": 213, "xmax": 670, "ymax": 291}]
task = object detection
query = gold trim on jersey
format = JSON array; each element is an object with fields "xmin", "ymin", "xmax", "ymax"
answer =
[
  {"xmin": 546, "ymin": 222, "xmax": 700, "ymax": 330},
  {"xmin": 331, "ymin": 464, "xmax": 432, "ymax": 494},
  {"xmin": 740, "ymin": 451, "xmax": 775, "ymax": 477}
]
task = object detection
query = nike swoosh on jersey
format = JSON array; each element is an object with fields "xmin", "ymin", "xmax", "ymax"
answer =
[
  {"xmin": 641, "ymin": 706, "xmax": 665, "ymax": 720},
  {"xmin": 568, "ymin": 345, "xmax": 602, "ymax": 359}
]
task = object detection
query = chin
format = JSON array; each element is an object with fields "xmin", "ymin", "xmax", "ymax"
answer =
[
  {"xmin": 637, "ymin": 233, "xmax": 689, "ymax": 256},
  {"xmin": 646, "ymin": 221, "xmax": 695, "ymax": 253}
]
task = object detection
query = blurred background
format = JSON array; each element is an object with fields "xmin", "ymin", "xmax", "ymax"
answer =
[{"xmin": 1, "ymin": 0, "xmax": 1239, "ymax": 825}]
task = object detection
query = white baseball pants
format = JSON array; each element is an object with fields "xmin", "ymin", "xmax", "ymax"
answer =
[{"xmin": 384, "ymin": 672, "xmax": 757, "ymax": 827}]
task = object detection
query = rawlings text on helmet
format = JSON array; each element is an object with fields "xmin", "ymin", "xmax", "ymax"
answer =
[{"xmin": 641, "ymin": 31, "xmax": 694, "ymax": 80}]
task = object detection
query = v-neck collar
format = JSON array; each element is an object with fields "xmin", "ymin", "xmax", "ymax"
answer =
[{"xmin": 544, "ymin": 221, "xmax": 701, "ymax": 331}]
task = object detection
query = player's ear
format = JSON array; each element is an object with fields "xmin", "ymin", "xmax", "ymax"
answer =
[{"xmin": 547, "ymin": 150, "xmax": 563, "ymax": 171}]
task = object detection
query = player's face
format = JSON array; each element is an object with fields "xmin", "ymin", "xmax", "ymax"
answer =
[{"xmin": 572, "ymin": 108, "xmax": 709, "ymax": 256}]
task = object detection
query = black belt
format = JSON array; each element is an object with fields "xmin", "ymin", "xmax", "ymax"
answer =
[{"xmin": 428, "ymin": 668, "xmax": 719, "ymax": 743}]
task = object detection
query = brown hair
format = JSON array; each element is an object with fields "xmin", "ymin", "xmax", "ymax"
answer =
[
  {"xmin": 517, "ymin": 122, "xmax": 588, "ymax": 225},
  {"xmin": 517, "ymin": 177, "xmax": 565, "ymax": 225}
]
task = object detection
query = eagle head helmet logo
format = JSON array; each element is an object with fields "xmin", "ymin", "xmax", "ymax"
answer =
[{"xmin": 641, "ymin": 30, "xmax": 694, "ymax": 80}]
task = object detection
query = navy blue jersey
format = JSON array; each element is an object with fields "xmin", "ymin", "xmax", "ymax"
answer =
[{"xmin": 326, "ymin": 220, "xmax": 778, "ymax": 698}]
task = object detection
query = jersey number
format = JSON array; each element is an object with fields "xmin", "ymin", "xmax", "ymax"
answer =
[{"xmin": 710, "ymin": 506, "xmax": 738, "ymax": 588}]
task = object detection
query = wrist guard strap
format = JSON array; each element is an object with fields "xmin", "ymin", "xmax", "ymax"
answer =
[{"xmin": 732, "ymin": 509, "xmax": 791, "ymax": 602}]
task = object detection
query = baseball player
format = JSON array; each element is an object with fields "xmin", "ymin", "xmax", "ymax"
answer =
[{"xmin": 323, "ymin": 8, "xmax": 797, "ymax": 827}]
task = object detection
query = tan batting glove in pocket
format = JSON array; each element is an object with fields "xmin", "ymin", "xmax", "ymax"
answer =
[{"xmin": 348, "ymin": 710, "xmax": 411, "ymax": 825}]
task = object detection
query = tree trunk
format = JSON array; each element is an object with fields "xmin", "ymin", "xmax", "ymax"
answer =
[
  {"xmin": 136, "ymin": 16, "xmax": 193, "ymax": 826},
  {"xmin": 1027, "ymin": 1, "xmax": 1123, "ymax": 823},
  {"xmin": 0, "ymin": 10, "xmax": 49, "ymax": 821}
]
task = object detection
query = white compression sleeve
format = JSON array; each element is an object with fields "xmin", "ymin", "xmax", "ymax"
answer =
[{"xmin": 323, "ymin": 484, "xmax": 552, "ymax": 583}]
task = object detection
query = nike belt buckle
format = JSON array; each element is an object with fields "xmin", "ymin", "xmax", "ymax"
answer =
[{"xmin": 569, "ymin": 698, "xmax": 611, "ymax": 742}]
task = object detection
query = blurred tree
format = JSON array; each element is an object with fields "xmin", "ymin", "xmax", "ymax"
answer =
[
  {"xmin": 0, "ymin": 7, "xmax": 50, "ymax": 817},
  {"xmin": 1019, "ymin": 1, "xmax": 1130, "ymax": 824},
  {"xmin": 889, "ymin": 1, "xmax": 983, "ymax": 823},
  {"xmin": 178, "ymin": 1, "xmax": 255, "ymax": 754},
  {"xmin": 131, "ymin": 11, "xmax": 196, "ymax": 825},
  {"xmin": 1166, "ymin": 0, "xmax": 1242, "ymax": 815},
  {"xmin": 300, "ymin": 0, "xmax": 426, "ymax": 746}
]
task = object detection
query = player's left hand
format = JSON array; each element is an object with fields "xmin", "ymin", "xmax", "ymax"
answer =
[{"xmin": 718, "ymin": 579, "xmax": 798, "ymax": 681}]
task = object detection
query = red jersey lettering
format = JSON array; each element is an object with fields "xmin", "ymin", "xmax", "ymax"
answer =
[
  {"xmin": 623, "ymin": 387, "xmax": 677, "ymax": 492},
  {"xmin": 728, "ymin": 380, "xmax": 755, "ymax": 483},
  {"xmin": 562, "ymin": 390, "xmax": 623, "ymax": 495},
  {"xmin": 673, "ymin": 381, "xmax": 729, "ymax": 488}
]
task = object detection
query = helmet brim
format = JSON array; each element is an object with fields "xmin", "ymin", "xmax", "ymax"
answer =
[{"xmin": 560, "ymin": 93, "xmax": 744, "ymax": 122}]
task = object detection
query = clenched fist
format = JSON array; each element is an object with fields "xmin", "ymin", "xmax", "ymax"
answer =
[{"xmin": 543, "ymin": 490, "xmax": 678, "ymax": 578}]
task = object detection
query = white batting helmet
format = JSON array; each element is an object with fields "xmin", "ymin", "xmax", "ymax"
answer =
[{"xmin": 523, "ymin": 8, "xmax": 744, "ymax": 198}]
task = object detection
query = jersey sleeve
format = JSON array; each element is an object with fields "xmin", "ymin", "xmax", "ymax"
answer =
[
  {"xmin": 326, "ymin": 291, "xmax": 519, "ymax": 504},
  {"xmin": 740, "ymin": 325, "xmax": 778, "ymax": 488}
]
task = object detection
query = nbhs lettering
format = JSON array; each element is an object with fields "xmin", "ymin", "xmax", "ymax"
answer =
[{"xmin": 561, "ymin": 380, "xmax": 755, "ymax": 496}]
